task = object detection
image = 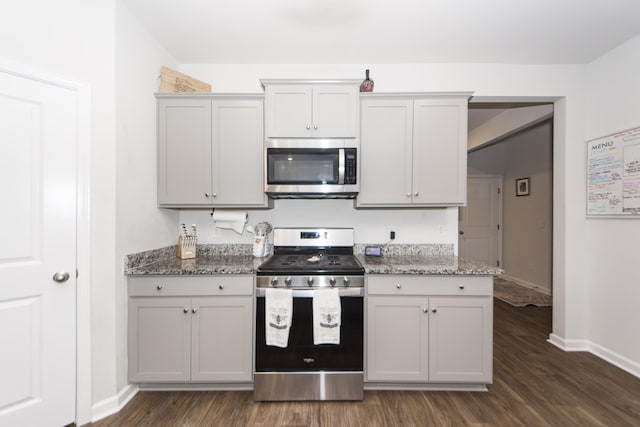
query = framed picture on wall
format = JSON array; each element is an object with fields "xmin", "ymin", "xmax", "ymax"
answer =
[{"xmin": 516, "ymin": 177, "xmax": 530, "ymax": 196}]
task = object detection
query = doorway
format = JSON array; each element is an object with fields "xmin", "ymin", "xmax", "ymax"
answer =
[{"xmin": 467, "ymin": 105, "xmax": 553, "ymax": 298}]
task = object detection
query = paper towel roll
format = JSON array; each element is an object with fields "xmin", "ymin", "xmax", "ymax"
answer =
[{"xmin": 212, "ymin": 211, "xmax": 248, "ymax": 234}]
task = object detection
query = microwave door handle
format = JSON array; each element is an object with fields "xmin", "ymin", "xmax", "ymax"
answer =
[{"xmin": 338, "ymin": 148, "xmax": 345, "ymax": 185}]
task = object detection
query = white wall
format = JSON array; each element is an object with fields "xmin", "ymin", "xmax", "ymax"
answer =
[
  {"xmin": 180, "ymin": 202, "xmax": 458, "ymax": 247},
  {"xmin": 115, "ymin": 0, "xmax": 180, "ymax": 396},
  {"xmin": 0, "ymin": 0, "xmax": 119, "ymax": 417},
  {"xmin": 582, "ymin": 35, "xmax": 640, "ymax": 372}
]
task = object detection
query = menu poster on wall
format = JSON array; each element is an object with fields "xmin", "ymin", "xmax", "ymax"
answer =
[{"xmin": 586, "ymin": 125, "xmax": 640, "ymax": 217}]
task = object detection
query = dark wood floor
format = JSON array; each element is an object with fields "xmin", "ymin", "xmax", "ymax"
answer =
[{"xmin": 91, "ymin": 300, "xmax": 640, "ymax": 426}]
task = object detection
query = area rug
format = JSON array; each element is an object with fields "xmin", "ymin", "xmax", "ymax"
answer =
[{"xmin": 494, "ymin": 277, "xmax": 552, "ymax": 307}]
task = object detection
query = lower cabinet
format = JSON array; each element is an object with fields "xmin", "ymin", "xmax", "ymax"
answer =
[
  {"xmin": 366, "ymin": 275, "xmax": 493, "ymax": 384},
  {"xmin": 128, "ymin": 276, "xmax": 253, "ymax": 383}
]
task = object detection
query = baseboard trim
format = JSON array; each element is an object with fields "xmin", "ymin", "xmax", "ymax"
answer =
[
  {"xmin": 548, "ymin": 334, "xmax": 640, "ymax": 378},
  {"xmin": 91, "ymin": 384, "xmax": 139, "ymax": 423},
  {"xmin": 500, "ymin": 274, "xmax": 551, "ymax": 296}
]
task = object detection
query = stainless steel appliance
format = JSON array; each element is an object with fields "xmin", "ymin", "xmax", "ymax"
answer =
[
  {"xmin": 254, "ymin": 228, "xmax": 365, "ymax": 401},
  {"xmin": 264, "ymin": 140, "xmax": 358, "ymax": 198}
]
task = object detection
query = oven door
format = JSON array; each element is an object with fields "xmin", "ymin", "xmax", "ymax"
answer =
[{"xmin": 255, "ymin": 289, "xmax": 363, "ymax": 372}]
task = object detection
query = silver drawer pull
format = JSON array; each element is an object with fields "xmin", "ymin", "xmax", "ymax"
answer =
[
  {"xmin": 432, "ymin": 308, "xmax": 437, "ymax": 313},
  {"xmin": 423, "ymin": 307, "xmax": 428, "ymax": 313},
  {"xmin": 156, "ymin": 285, "xmax": 163, "ymax": 290},
  {"xmin": 396, "ymin": 283, "xmax": 402, "ymax": 289},
  {"xmin": 192, "ymin": 308, "xmax": 198, "ymax": 314},
  {"xmin": 183, "ymin": 308, "xmax": 189, "ymax": 314},
  {"xmin": 219, "ymin": 284, "xmax": 224, "ymax": 290},
  {"xmin": 459, "ymin": 284, "xmax": 465, "ymax": 290}
]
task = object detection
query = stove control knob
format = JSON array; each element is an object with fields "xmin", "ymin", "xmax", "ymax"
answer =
[
  {"xmin": 270, "ymin": 277, "xmax": 278, "ymax": 286},
  {"xmin": 329, "ymin": 277, "xmax": 336, "ymax": 286},
  {"xmin": 307, "ymin": 277, "xmax": 314, "ymax": 286},
  {"xmin": 343, "ymin": 277, "xmax": 350, "ymax": 286},
  {"xmin": 285, "ymin": 277, "xmax": 292, "ymax": 286}
]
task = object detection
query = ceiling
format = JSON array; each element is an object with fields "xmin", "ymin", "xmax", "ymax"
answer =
[{"xmin": 124, "ymin": 0, "xmax": 640, "ymax": 64}]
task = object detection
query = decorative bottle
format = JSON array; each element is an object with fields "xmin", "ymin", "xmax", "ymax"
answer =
[{"xmin": 360, "ymin": 69, "xmax": 374, "ymax": 92}]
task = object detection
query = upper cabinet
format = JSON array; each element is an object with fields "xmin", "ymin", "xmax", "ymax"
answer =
[
  {"xmin": 157, "ymin": 94, "xmax": 270, "ymax": 208},
  {"xmin": 261, "ymin": 80, "xmax": 360, "ymax": 138},
  {"xmin": 357, "ymin": 93, "xmax": 471, "ymax": 207}
]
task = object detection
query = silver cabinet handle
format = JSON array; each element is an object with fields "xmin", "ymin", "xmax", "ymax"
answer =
[
  {"xmin": 219, "ymin": 284, "xmax": 224, "ymax": 290},
  {"xmin": 212, "ymin": 193, "xmax": 217, "ymax": 198},
  {"xmin": 459, "ymin": 230, "xmax": 465, "ymax": 235},
  {"xmin": 156, "ymin": 285, "xmax": 163, "ymax": 290},
  {"xmin": 52, "ymin": 271, "xmax": 70, "ymax": 283},
  {"xmin": 406, "ymin": 193, "xmax": 411, "ymax": 197},
  {"xmin": 423, "ymin": 307, "xmax": 428, "ymax": 313},
  {"xmin": 314, "ymin": 124, "xmax": 318, "ymax": 130},
  {"xmin": 432, "ymin": 308, "xmax": 437, "ymax": 313},
  {"xmin": 306, "ymin": 124, "xmax": 311, "ymax": 130},
  {"xmin": 192, "ymin": 308, "xmax": 198, "ymax": 314},
  {"xmin": 414, "ymin": 192, "xmax": 419, "ymax": 197},
  {"xmin": 396, "ymin": 283, "xmax": 402, "ymax": 289},
  {"xmin": 459, "ymin": 284, "xmax": 465, "ymax": 290},
  {"xmin": 183, "ymin": 308, "xmax": 189, "ymax": 314},
  {"xmin": 205, "ymin": 192, "xmax": 211, "ymax": 198}
]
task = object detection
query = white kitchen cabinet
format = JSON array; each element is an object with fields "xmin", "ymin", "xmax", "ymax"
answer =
[
  {"xmin": 367, "ymin": 296, "xmax": 429, "ymax": 382},
  {"xmin": 262, "ymin": 80, "xmax": 359, "ymax": 138},
  {"xmin": 128, "ymin": 276, "xmax": 253, "ymax": 384},
  {"xmin": 157, "ymin": 94, "xmax": 270, "ymax": 208},
  {"xmin": 366, "ymin": 275, "xmax": 492, "ymax": 385},
  {"xmin": 357, "ymin": 94, "xmax": 471, "ymax": 207}
]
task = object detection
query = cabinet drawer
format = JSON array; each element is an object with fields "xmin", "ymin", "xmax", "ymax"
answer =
[
  {"xmin": 367, "ymin": 275, "xmax": 492, "ymax": 296},
  {"xmin": 129, "ymin": 275, "xmax": 254, "ymax": 297}
]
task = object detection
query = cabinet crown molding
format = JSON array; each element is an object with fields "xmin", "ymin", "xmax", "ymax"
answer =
[
  {"xmin": 155, "ymin": 93, "xmax": 263, "ymax": 99},
  {"xmin": 260, "ymin": 79, "xmax": 361, "ymax": 88},
  {"xmin": 360, "ymin": 91, "xmax": 474, "ymax": 99}
]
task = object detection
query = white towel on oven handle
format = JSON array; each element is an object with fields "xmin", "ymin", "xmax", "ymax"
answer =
[
  {"xmin": 313, "ymin": 288, "xmax": 341, "ymax": 345},
  {"xmin": 265, "ymin": 288, "xmax": 293, "ymax": 348}
]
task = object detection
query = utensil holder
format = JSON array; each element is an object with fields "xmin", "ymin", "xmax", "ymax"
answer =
[
  {"xmin": 253, "ymin": 236, "xmax": 266, "ymax": 258},
  {"xmin": 177, "ymin": 235, "xmax": 197, "ymax": 259}
]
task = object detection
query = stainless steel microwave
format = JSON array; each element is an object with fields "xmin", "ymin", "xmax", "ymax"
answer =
[{"xmin": 265, "ymin": 140, "xmax": 359, "ymax": 198}]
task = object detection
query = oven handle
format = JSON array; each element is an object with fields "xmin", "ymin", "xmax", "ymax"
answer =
[{"xmin": 256, "ymin": 287, "xmax": 364, "ymax": 298}]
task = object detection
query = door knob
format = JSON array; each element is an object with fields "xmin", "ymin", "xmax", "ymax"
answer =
[{"xmin": 52, "ymin": 271, "xmax": 70, "ymax": 283}]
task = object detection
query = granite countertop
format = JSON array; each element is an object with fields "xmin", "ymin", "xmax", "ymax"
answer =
[
  {"xmin": 125, "ymin": 243, "xmax": 502, "ymax": 276},
  {"xmin": 124, "ymin": 244, "xmax": 267, "ymax": 276},
  {"xmin": 356, "ymin": 254, "xmax": 502, "ymax": 275}
]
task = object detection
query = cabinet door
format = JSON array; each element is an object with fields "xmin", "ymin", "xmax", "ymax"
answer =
[
  {"xmin": 129, "ymin": 297, "xmax": 191, "ymax": 382},
  {"xmin": 211, "ymin": 99, "xmax": 268, "ymax": 206},
  {"xmin": 358, "ymin": 99, "xmax": 414, "ymax": 206},
  {"xmin": 158, "ymin": 99, "xmax": 212, "ymax": 206},
  {"xmin": 312, "ymin": 85, "xmax": 358, "ymax": 137},
  {"xmin": 428, "ymin": 296, "xmax": 492, "ymax": 383},
  {"xmin": 366, "ymin": 296, "xmax": 429, "ymax": 382},
  {"xmin": 265, "ymin": 85, "xmax": 312, "ymax": 137},
  {"xmin": 412, "ymin": 98, "xmax": 467, "ymax": 205},
  {"xmin": 191, "ymin": 296, "xmax": 253, "ymax": 382}
]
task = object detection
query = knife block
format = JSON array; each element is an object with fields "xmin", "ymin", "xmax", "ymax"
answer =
[{"xmin": 177, "ymin": 235, "xmax": 197, "ymax": 259}]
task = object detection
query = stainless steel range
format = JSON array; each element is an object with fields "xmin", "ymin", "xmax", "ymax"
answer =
[{"xmin": 254, "ymin": 228, "xmax": 364, "ymax": 401}]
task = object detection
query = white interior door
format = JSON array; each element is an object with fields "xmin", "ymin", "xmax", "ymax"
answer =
[
  {"xmin": 0, "ymin": 69, "xmax": 77, "ymax": 426},
  {"xmin": 459, "ymin": 175, "xmax": 502, "ymax": 267}
]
